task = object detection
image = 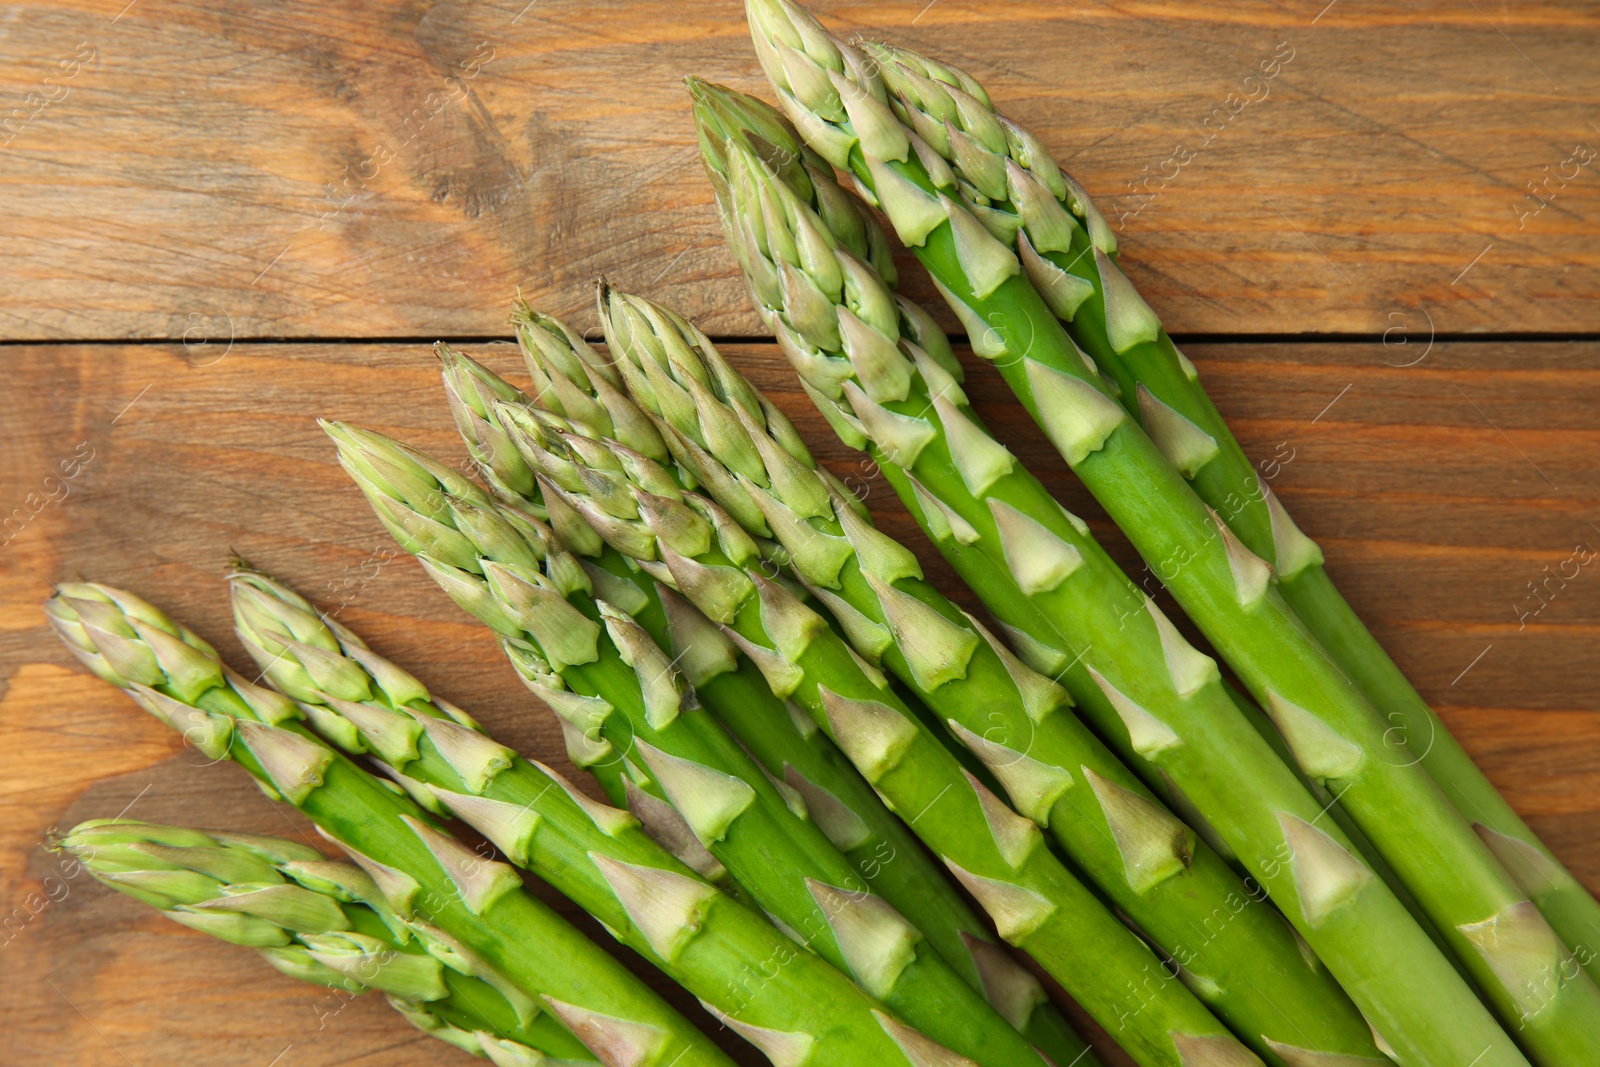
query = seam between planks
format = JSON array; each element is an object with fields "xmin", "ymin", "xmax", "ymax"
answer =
[{"xmin": 3, "ymin": 332, "xmax": 1600, "ymax": 348}]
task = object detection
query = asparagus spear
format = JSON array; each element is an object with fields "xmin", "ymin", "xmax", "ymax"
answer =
[
  {"xmin": 44, "ymin": 583, "xmax": 736, "ymax": 1067},
  {"xmin": 428, "ymin": 344, "xmax": 653, "ymax": 812},
  {"xmin": 491, "ymin": 392, "xmax": 1264, "ymax": 1067},
  {"xmin": 856, "ymin": 37, "xmax": 1600, "ymax": 985},
  {"xmin": 742, "ymin": 4, "xmax": 1600, "ymax": 1060},
  {"xmin": 443, "ymin": 341, "xmax": 1098, "ymax": 1067},
  {"xmin": 57, "ymin": 819, "xmax": 594, "ymax": 1066},
  {"xmin": 691, "ymin": 67, "xmax": 1541, "ymax": 1067},
  {"xmin": 232, "ymin": 547, "xmax": 1043, "ymax": 1067},
  {"xmin": 577, "ymin": 277, "xmax": 1391, "ymax": 1066}
]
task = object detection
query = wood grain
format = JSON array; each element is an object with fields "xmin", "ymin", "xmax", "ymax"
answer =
[
  {"xmin": 0, "ymin": 0, "xmax": 1597, "ymax": 342},
  {"xmin": 1, "ymin": 336, "xmax": 1597, "ymax": 1064},
  {"xmin": 6, "ymin": 0, "xmax": 1598, "ymax": 1061}
]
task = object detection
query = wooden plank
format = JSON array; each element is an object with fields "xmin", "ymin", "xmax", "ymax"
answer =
[
  {"xmin": 1, "ymin": 337, "xmax": 1597, "ymax": 1064},
  {"xmin": 1, "ymin": 1, "xmax": 1596, "ymax": 342}
]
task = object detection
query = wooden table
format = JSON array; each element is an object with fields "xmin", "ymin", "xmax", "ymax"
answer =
[{"xmin": 3, "ymin": 2, "xmax": 1598, "ymax": 1065}]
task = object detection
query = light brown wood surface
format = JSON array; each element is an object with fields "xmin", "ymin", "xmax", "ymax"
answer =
[
  {"xmin": 4, "ymin": 0, "xmax": 1600, "ymax": 1063},
  {"xmin": 2, "ymin": 337, "xmax": 1598, "ymax": 1065},
  {"xmin": 0, "ymin": 0, "xmax": 1597, "ymax": 341}
]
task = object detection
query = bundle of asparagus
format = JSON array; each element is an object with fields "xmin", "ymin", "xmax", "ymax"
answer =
[
  {"xmin": 46, "ymin": 581, "xmax": 739, "ymax": 1067},
  {"xmin": 433, "ymin": 336, "xmax": 1097, "ymax": 1067},
  {"xmin": 673, "ymin": 67, "xmax": 1513, "ymax": 1067},
  {"xmin": 49, "ymin": 577, "xmax": 1002, "ymax": 1067},
  {"xmin": 519, "ymin": 282, "xmax": 1387, "ymax": 1067},
  {"xmin": 828, "ymin": 48, "xmax": 1600, "ymax": 983},
  {"xmin": 227, "ymin": 554, "xmax": 1049, "ymax": 1067},
  {"xmin": 38, "ymin": 3, "xmax": 1600, "ymax": 1067},
  {"xmin": 734, "ymin": 3, "xmax": 1600, "ymax": 1064}
]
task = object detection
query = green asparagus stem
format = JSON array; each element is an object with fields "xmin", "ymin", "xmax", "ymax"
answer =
[
  {"xmin": 493, "ymin": 393, "xmax": 1262, "ymax": 1067},
  {"xmin": 445, "ymin": 340, "xmax": 1098, "ymax": 1067},
  {"xmin": 232, "ymin": 547, "xmax": 1036, "ymax": 1067},
  {"xmin": 44, "ymin": 582, "xmax": 734, "ymax": 1067},
  {"xmin": 695, "ymin": 59, "xmax": 1542, "ymax": 1066},
  {"xmin": 1293, "ymin": 574, "xmax": 1600, "ymax": 978},
  {"xmin": 58, "ymin": 819, "xmax": 594, "ymax": 1066},
  {"xmin": 743, "ymin": 5, "xmax": 1600, "ymax": 1062},
  {"xmin": 856, "ymin": 38, "xmax": 1600, "ymax": 986},
  {"xmin": 581, "ymin": 276, "xmax": 1385, "ymax": 1067}
]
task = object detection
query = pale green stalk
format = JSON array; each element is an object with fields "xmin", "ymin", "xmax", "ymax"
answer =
[
  {"xmin": 444, "ymin": 338, "xmax": 1097, "ymax": 1067},
  {"xmin": 59, "ymin": 819, "xmax": 593, "ymax": 1066},
  {"xmin": 44, "ymin": 582, "xmax": 734, "ymax": 1067},
  {"xmin": 580, "ymin": 278, "xmax": 1383, "ymax": 1067},
  {"xmin": 494, "ymin": 393, "xmax": 1263, "ymax": 1067},
  {"xmin": 860, "ymin": 35, "xmax": 1600, "ymax": 987},
  {"xmin": 744, "ymin": 5, "xmax": 1600, "ymax": 1062},
  {"xmin": 319, "ymin": 423, "xmax": 1043, "ymax": 1067}
]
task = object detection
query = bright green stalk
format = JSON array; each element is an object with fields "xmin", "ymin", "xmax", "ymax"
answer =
[
  {"xmin": 858, "ymin": 38, "xmax": 1600, "ymax": 987},
  {"xmin": 1292, "ymin": 573, "xmax": 1600, "ymax": 974},
  {"xmin": 58, "ymin": 819, "xmax": 593, "ymax": 1066},
  {"xmin": 583, "ymin": 277, "xmax": 1382, "ymax": 1067},
  {"xmin": 702, "ymin": 54, "xmax": 1540, "ymax": 1067},
  {"xmin": 445, "ymin": 339, "xmax": 1097, "ymax": 1067},
  {"xmin": 43, "ymin": 583, "xmax": 732, "ymax": 1067},
  {"xmin": 319, "ymin": 424, "xmax": 1040, "ymax": 1067},
  {"xmin": 745, "ymin": 5, "xmax": 1600, "ymax": 1062},
  {"xmin": 493, "ymin": 397, "xmax": 1262, "ymax": 1067},
  {"xmin": 689, "ymin": 76, "xmax": 1453, "ymax": 968}
]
